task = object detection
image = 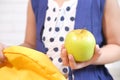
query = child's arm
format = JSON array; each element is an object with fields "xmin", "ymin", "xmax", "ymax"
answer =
[{"xmin": 61, "ymin": 0, "xmax": 120, "ymax": 70}]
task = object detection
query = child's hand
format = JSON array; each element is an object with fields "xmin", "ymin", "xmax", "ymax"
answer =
[
  {"xmin": 0, "ymin": 43, "xmax": 6, "ymax": 64},
  {"xmin": 61, "ymin": 44, "xmax": 101, "ymax": 70}
]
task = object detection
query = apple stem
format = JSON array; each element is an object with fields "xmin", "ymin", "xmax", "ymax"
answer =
[{"xmin": 81, "ymin": 29, "xmax": 85, "ymax": 33}]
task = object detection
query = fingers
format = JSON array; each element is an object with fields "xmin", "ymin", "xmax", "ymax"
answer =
[
  {"xmin": 89, "ymin": 45, "xmax": 101, "ymax": 65},
  {"xmin": 95, "ymin": 44, "xmax": 101, "ymax": 55},
  {"xmin": 91, "ymin": 45, "xmax": 101, "ymax": 62},
  {"xmin": 61, "ymin": 49, "xmax": 78, "ymax": 69},
  {"xmin": 61, "ymin": 45, "xmax": 69, "ymax": 66},
  {"xmin": 61, "ymin": 45, "xmax": 78, "ymax": 69},
  {"xmin": 61, "ymin": 44, "xmax": 101, "ymax": 70},
  {"xmin": 68, "ymin": 54, "xmax": 92, "ymax": 69},
  {"xmin": 0, "ymin": 43, "xmax": 6, "ymax": 64},
  {"xmin": 68, "ymin": 54, "xmax": 95, "ymax": 70},
  {"xmin": 0, "ymin": 49, "xmax": 5, "ymax": 64},
  {"xmin": 68, "ymin": 54, "xmax": 76, "ymax": 69}
]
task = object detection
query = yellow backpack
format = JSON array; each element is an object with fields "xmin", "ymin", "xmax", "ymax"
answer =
[{"xmin": 0, "ymin": 46, "xmax": 66, "ymax": 80}]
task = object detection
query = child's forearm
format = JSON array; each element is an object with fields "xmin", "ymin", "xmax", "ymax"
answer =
[{"xmin": 93, "ymin": 44, "xmax": 120, "ymax": 65}]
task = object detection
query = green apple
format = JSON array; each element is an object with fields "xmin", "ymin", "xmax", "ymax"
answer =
[{"xmin": 64, "ymin": 29, "xmax": 96, "ymax": 62}]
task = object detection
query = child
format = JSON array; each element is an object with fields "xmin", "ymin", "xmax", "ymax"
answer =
[{"xmin": 1, "ymin": 0, "xmax": 120, "ymax": 80}]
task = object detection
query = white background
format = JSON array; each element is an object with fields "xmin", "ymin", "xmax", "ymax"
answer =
[{"xmin": 0, "ymin": 0, "xmax": 120, "ymax": 80}]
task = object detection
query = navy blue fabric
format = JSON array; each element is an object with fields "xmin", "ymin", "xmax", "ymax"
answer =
[
  {"xmin": 72, "ymin": 65, "xmax": 113, "ymax": 80},
  {"xmin": 31, "ymin": 0, "xmax": 48, "ymax": 53},
  {"xmin": 74, "ymin": 0, "xmax": 105, "ymax": 47},
  {"xmin": 31, "ymin": 0, "xmax": 113, "ymax": 80}
]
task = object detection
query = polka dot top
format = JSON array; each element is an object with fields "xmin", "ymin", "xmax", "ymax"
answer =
[{"xmin": 42, "ymin": 0, "xmax": 78, "ymax": 76}]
